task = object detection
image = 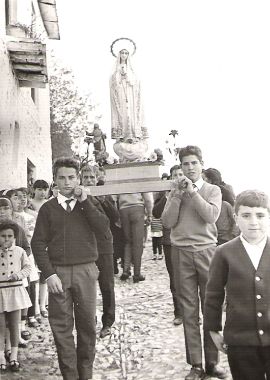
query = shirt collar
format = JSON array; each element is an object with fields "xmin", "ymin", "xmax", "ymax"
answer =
[
  {"xmin": 0, "ymin": 243, "xmax": 15, "ymax": 253},
  {"xmin": 240, "ymin": 233, "xmax": 267, "ymax": 249},
  {"xmin": 57, "ymin": 192, "xmax": 76, "ymax": 206},
  {"xmin": 193, "ymin": 177, "xmax": 204, "ymax": 190}
]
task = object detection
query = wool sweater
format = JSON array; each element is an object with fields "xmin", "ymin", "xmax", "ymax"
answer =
[
  {"xmin": 119, "ymin": 193, "xmax": 144, "ymax": 209},
  {"xmin": 119, "ymin": 193, "xmax": 153, "ymax": 216},
  {"xmin": 204, "ymin": 236, "xmax": 270, "ymax": 346},
  {"xmin": 162, "ymin": 182, "xmax": 221, "ymax": 251},
  {"xmin": 31, "ymin": 197, "xmax": 110, "ymax": 278}
]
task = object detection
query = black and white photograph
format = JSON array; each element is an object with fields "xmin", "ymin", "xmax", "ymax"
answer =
[{"xmin": 0, "ymin": 0, "xmax": 270, "ymax": 379}]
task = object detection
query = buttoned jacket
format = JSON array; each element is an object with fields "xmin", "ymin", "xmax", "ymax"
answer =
[
  {"xmin": 204, "ymin": 236, "xmax": 270, "ymax": 346},
  {"xmin": 0, "ymin": 245, "xmax": 31, "ymax": 286}
]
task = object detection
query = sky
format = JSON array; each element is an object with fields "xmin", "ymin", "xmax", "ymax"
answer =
[{"xmin": 49, "ymin": 0, "xmax": 270, "ymax": 194}]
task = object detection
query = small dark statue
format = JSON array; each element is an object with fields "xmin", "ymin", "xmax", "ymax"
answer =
[{"xmin": 85, "ymin": 124, "xmax": 109, "ymax": 166}]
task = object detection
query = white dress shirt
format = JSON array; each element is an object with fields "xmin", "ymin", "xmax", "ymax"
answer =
[
  {"xmin": 57, "ymin": 192, "xmax": 77, "ymax": 211},
  {"xmin": 240, "ymin": 234, "xmax": 267, "ymax": 270},
  {"xmin": 192, "ymin": 177, "xmax": 204, "ymax": 192},
  {"xmin": 46, "ymin": 193, "xmax": 77, "ymax": 282}
]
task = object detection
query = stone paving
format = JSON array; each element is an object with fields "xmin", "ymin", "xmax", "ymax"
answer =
[{"xmin": 3, "ymin": 241, "xmax": 232, "ymax": 380}]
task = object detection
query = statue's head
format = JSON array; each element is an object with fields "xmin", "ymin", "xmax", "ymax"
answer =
[
  {"xmin": 120, "ymin": 49, "xmax": 129, "ymax": 63},
  {"xmin": 111, "ymin": 38, "xmax": 136, "ymax": 59}
]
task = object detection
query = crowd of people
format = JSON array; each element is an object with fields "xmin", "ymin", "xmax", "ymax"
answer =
[{"xmin": 0, "ymin": 145, "xmax": 269, "ymax": 380}]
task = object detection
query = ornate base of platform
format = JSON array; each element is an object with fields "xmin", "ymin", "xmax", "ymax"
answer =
[
  {"xmin": 84, "ymin": 162, "xmax": 173, "ymax": 196},
  {"xmin": 113, "ymin": 140, "xmax": 148, "ymax": 162}
]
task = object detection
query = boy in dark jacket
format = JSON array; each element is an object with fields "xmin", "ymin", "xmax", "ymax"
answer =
[
  {"xmin": 31, "ymin": 158, "xmax": 109, "ymax": 380},
  {"xmin": 204, "ymin": 190, "xmax": 270, "ymax": 380},
  {"xmin": 81, "ymin": 164, "xmax": 118, "ymax": 339},
  {"xmin": 153, "ymin": 165, "xmax": 183, "ymax": 325}
]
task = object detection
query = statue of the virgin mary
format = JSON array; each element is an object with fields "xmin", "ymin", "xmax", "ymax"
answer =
[{"xmin": 110, "ymin": 38, "xmax": 148, "ymax": 162}]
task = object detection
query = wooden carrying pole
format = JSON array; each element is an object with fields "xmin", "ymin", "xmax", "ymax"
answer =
[{"xmin": 84, "ymin": 180, "xmax": 174, "ymax": 197}]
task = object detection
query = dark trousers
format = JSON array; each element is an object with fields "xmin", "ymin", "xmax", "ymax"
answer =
[
  {"xmin": 228, "ymin": 345, "xmax": 270, "ymax": 380},
  {"xmin": 96, "ymin": 254, "xmax": 115, "ymax": 328},
  {"xmin": 163, "ymin": 245, "xmax": 182, "ymax": 318},
  {"xmin": 171, "ymin": 246, "xmax": 218, "ymax": 366},
  {"xmin": 48, "ymin": 263, "xmax": 98, "ymax": 380},
  {"xmin": 152, "ymin": 236, "xmax": 163, "ymax": 255},
  {"xmin": 27, "ymin": 280, "xmax": 37, "ymax": 317},
  {"xmin": 111, "ymin": 225, "xmax": 125, "ymax": 272},
  {"xmin": 120, "ymin": 206, "xmax": 145, "ymax": 277}
]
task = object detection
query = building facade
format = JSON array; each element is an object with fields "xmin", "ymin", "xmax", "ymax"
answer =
[{"xmin": 0, "ymin": 0, "xmax": 59, "ymax": 190}]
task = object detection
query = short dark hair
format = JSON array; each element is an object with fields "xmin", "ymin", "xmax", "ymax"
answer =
[
  {"xmin": 169, "ymin": 165, "xmax": 182, "ymax": 176},
  {"xmin": 97, "ymin": 179, "xmax": 105, "ymax": 186},
  {"xmin": 33, "ymin": 180, "xmax": 49, "ymax": 190},
  {"xmin": 179, "ymin": 145, "xmax": 203, "ymax": 163},
  {"xmin": 203, "ymin": 168, "xmax": 222, "ymax": 186},
  {"xmin": 0, "ymin": 220, "xmax": 19, "ymax": 238},
  {"xmin": 0, "ymin": 196, "xmax": 13, "ymax": 209},
  {"xmin": 16, "ymin": 187, "xmax": 29, "ymax": 195},
  {"xmin": 81, "ymin": 165, "xmax": 98, "ymax": 175},
  {"xmin": 235, "ymin": 190, "xmax": 270, "ymax": 214},
  {"xmin": 161, "ymin": 172, "xmax": 169, "ymax": 179},
  {"xmin": 5, "ymin": 189, "xmax": 17, "ymax": 198},
  {"xmin": 53, "ymin": 158, "xmax": 80, "ymax": 178}
]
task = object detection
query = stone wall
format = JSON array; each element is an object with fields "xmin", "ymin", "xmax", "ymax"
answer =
[{"xmin": 0, "ymin": 2, "xmax": 53, "ymax": 190}]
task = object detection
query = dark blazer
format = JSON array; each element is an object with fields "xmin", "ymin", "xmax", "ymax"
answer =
[
  {"xmin": 204, "ymin": 236, "xmax": 270, "ymax": 346},
  {"xmin": 88, "ymin": 195, "xmax": 118, "ymax": 255}
]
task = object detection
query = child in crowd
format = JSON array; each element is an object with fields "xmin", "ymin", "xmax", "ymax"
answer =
[
  {"xmin": 29, "ymin": 180, "xmax": 50, "ymax": 320},
  {"xmin": 15, "ymin": 188, "xmax": 40, "ymax": 328},
  {"xmin": 48, "ymin": 183, "xmax": 58, "ymax": 199},
  {"xmin": 29, "ymin": 180, "xmax": 49, "ymax": 212},
  {"xmin": 5, "ymin": 190, "xmax": 26, "ymax": 227},
  {"xmin": 0, "ymin": 221, "xmax": 31, "ymax": 372},
  {"xmin": 204, "ymin": 190, "xmax": 270, "ymax": 380},
  {"xmin": 15, "ymin": 187, "xmax": 37, "ymax": 228},
  {"xmin": 0, "ymin": 196, "xmax": 32, "ymax": 346},
  {"xmin": 203, "ymin": 169, "xmax": 239, "ymax": 245},
  {"xmin": 150, "ymin": 217, "xmax": 163, "ymax": 260}
]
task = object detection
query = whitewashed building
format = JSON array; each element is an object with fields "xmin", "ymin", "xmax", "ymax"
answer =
[{"xmin": 0, "ymin": 0, "xmax": 59, "ymax": 190}]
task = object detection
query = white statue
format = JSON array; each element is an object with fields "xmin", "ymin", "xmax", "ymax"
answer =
[{"xmin": 110, "ymin": 38, "xmax": 148, "ymax": 162}]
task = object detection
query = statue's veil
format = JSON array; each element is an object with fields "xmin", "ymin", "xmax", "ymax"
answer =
[{"xmin": 112, "ymin": 51, "xmax": 136, "ymax": 86}]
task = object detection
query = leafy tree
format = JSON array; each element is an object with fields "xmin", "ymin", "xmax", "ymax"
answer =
[
  {"xmin": 49, "ymin": 55, "xmax": 97, "ymax": 160},
  {"xmin": 50, "ymin": 118, "xmax": 73, "ymax": 159}
]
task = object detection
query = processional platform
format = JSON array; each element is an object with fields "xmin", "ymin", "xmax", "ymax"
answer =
[{"xmin": 85, "ymin": 162, "xmax": 173, "ymax": 196}]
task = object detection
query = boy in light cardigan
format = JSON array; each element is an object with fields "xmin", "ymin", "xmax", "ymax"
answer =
[
  {"xmin": 162, "ymin": 145, "xmax": 226, "ymax": 380},
  {"xmin": 204, "ymin": 190, "xmax": 270, "ymax": 380}
]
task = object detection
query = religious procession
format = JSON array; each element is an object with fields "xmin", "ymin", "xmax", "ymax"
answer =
[{"xmin": 0, "ymin": 1, "xmax": 270, "ymax": 380}]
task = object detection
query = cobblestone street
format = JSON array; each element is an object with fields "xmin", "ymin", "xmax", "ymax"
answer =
[{"xmin": 4, "ymin": 241, "xmax": 232, "ymax": 380}]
